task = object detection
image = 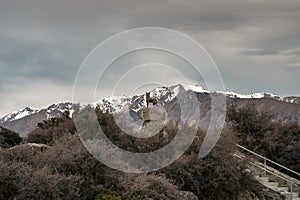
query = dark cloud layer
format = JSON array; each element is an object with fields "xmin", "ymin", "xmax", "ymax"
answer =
[{"xmin": 1, "ymin": 0, "xmax": 300, "ymax": 116}]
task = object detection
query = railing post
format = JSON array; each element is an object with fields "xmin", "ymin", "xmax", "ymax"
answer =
[
  {"xmin": 290, "ymin": 181, "xmax": 293, "ymax": 200},
  {"xmin": 264, "ymin": 158, "xmax": 267, "ymax": 177}
]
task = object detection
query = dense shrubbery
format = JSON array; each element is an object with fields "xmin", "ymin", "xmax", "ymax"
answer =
[
  {"xmin": 227, "ymin": 105, "xmax": 300, "ymax": 173},
  {"xmin": 264, "ymin": 122, "xmax": 300, "ymax": 172},
  {"xmin": 0, "ymin": 126, "xmax": 22, "ymax": 147},
  {"xmin": 0, "ymin": 160, "xmax": 82, "ymax": 200},
  {"xmin": 27, "ymin": 113, "xmax": 75, "ymax": 145},
  {"xmin": 160, "ymin": 129, "xmax": 262, "ymax": 200},
  {"xmin": 121, "ymin": 174, "xmax": 181, "ymax": 200},
  {"xmin": 2, "ymin": 102, "xmax": 298, "ymax": 199},
  {"xmin": 227, "ymin": 105, "xmax": 273, "ymax": 151},
  {"xmin": 0, "ymin": 107, "xmax": 264, "ymax": 199}
]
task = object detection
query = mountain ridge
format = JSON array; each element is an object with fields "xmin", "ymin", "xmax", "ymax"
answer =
[{"xmin": 1, "ymin": 84, "xmax": 299, "ymax": 137}]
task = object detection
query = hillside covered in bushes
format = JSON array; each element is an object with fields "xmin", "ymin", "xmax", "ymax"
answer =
[
  {"xmin": 0, "ymin": 106, "xmax": 267, "ymax": 200},
  {"xmin": 1, "ymin": 104, "xmax": 299, "ymax": 199},
  {"xmin": 227, "ymin": 105, "xmax": 300, "ymax": 174}
]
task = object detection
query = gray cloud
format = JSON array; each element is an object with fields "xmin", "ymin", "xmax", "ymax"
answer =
[{"xmin": 1, "ymin": 0, "xmax": 300, "ymax": 116}]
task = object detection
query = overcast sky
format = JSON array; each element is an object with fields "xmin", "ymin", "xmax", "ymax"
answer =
[{"xmin": 1, "ymin": 0, "xmax": 300, "ymax": 117}]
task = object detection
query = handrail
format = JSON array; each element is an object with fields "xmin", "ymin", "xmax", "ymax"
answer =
[
  {"xmin": 234, "ymin": 145, "xmax": 300, "ymax": 199},
  {"xmin": 252, "ymin": 161, "xmax": 293, "ymax": 186},
  {"xmin": 235, "ymin": 151, "xmax": 300, "ymax": 186},
  {"xmin": 252, "ymin": 161, "xmax": 298, "ymax": 199},
  {"xmin": 234, "ymin": 151, "xmax": 300, "ymax": 200},
  {"xmin": 236, "ymin": 144, "xmax": 300, "ymax": 178}
]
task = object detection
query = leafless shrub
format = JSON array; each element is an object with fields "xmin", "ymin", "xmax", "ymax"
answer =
[
  {"xmin": 0, "ymin": 143, "xmax": 45, "ymax": 166},
  {"xmin": 121, "ymin": 174, "xmax": 180, "ymax": 200},
  {"xmin": 36, "ymin": 134, "xmax": 108, "ymax": 199},
  {"xmin": 0, "ymin": 107, "xmax": 266, "ymax": 199},
  {"xmin": 0, "ymin": 160, "xmax": 82, "ymax": 200},
  {"xmin": 160, "ymin": 129, "xmax": 262, "ymax": 200}
]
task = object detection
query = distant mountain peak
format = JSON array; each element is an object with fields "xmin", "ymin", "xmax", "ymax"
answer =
[
  {"xmin": 0, "ymin": 84, "xmax": 299, "ymax": 138},
  {"xmin": 1, "ymin": 84, "xmax": 299, "ymax": 122},
  {"xmin": 0, "ymin": 106, "xmax": 40, "ymax": 123}
]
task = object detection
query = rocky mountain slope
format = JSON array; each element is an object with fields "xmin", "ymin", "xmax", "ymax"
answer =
[
  {"xmin": 1, "ymin": 84, "xmax": 299, "ymax": 137},
  {"xmin": 0, "ymin": 103, "xmax": 73, "ymax": 137}
]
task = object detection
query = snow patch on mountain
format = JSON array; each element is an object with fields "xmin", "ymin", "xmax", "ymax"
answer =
[
  {"xmin": 165, "ymin": 85, "xmax": 180, "ymax": 103},
  {"xmin": 150, "ymin": 86, "xmax": 169, "ymax": 98},
  {"xmin": 0, "ymin": 103, "xmax": 75, "ymax": 124},
  {"xmin": 95, "ymin": 96, "xmax": 132, "ymax": 113},
  {"xmin": 43, "ymin": 102, "xmax": 73, "ymax": 119},
  {"xmin": 1, "ymin": 84, "xmax": 299, "ymax": 123},
  {"xmin": 181, "ymin": 84, "xmax": 210, "ymax": 93},
  {"xmin": 217, "ymin": 91, "xmax": 284, "ymax": 100},
  {"xmin": 1, "ymin": 107, "xmax": 40, "ymax": 123}
]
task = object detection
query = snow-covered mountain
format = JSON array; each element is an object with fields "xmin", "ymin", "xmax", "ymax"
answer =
[
  {"xmin": 95, "ymin": 96, "xmax": 132, "ymax": 113},
  {"xmin": 0, "ymin": 103, "xmax": 73, "ymax": 124},
  {"xmin": 92, "ymin": 84, "xmax": 299, "ymax": 130},
  {"xmin": 93, "ymin": 84, "xmax": 299, "ymax": 114},
  {"xmin": 44, "ymin": 102, "xmax": 74, "ymax": 118},
  {"xmin": 0, "ymin": 84, "xmax": 299, "ymax": 137},
  {"xmin": 0, "ymin": 102, "xmax": 74, "ymax": 138},
  {"xmin": 0, "ymin": 107, "xmax": 40, "ymax": 124},
  {"xmin": 1, "ymin": 84, "xmax": 298, "ymax": 123},
  {"xmin": 2, "ymin": 84, "xmax": 297, "ymax": 123},
  {"xmin": 92, "ymin": 84, "xmax": 196, "ymax": 114}
]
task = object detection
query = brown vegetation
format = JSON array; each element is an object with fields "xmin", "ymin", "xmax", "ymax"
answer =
[
  {"xmin": 0, "ymin": 106, "xmax": 265, "ymax": 199},
  {"xmin": 227, "ymin": 104, "xmax": 300, "ymax": 174}
]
